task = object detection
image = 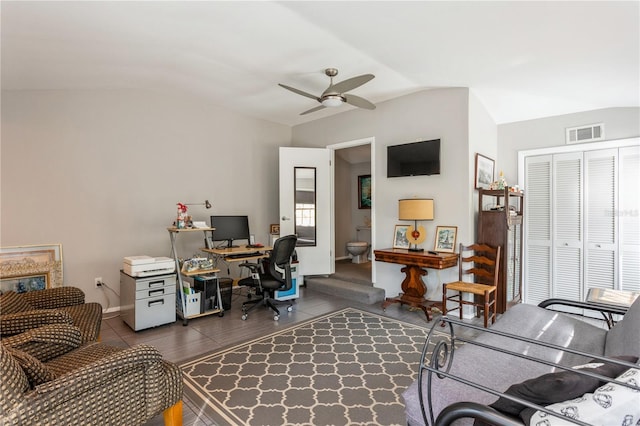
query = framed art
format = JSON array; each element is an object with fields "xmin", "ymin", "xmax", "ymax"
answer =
[
  {"xmin": 393, "ymin": 225, "xmax": 410, "ymax": 249},
  {"xmin": 475, "ymin": 153, "xmax": 495, "ymax": 189},
  {"xmin": 434, "ymin": 226, "xmax": 458, "ymax": 253},
  {"xmin": 358, "ymin": 174, "xmax": 372, "ymax": 209},
  {"xmin": 269, "ymin": 224, "xmax": 280, "ymax": 235},
  {"xmin": 0, "ymin": 244, "xmax": 63, "ymax": 293}
]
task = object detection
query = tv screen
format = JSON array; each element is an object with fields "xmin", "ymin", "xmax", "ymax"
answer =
[
  {"xmin": 210, "ymin": 215, "xmax": 250, "ymax": 248},
  {"xmin": 387, "ymin": 139, "xmax": 441, "ymax": 177}
]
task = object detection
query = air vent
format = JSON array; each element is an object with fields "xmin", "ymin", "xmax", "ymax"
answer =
[{"xmin": 566, "ymin": 123, "xmax": 605, "ymax": 144}]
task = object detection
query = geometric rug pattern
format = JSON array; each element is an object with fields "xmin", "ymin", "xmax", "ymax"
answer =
[{"xmin": 180, "ymin": 308, "xmax": 433, "ymax": 425}]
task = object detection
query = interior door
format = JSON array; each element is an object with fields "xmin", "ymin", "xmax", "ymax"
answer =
[{"xmin": 279, "ymin": 147, "xmax": 334, "ymax": 276}]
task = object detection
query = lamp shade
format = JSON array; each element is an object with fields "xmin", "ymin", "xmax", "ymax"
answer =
[{"xmin": 398, "ymin": 199, "xmax": 434, "ymax": 220}]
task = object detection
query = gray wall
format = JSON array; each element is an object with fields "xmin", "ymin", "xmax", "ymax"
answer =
[
  {"xmin": 498, "ymin": 107, "xmax": 640, "ymax": 185},
  {"xmin": 1, "ymin": 89, "xmax": 291, "ymax": 308},
  {"xmin": 292, "ymin": 88, "xmax": 486, "ymax": 299}
]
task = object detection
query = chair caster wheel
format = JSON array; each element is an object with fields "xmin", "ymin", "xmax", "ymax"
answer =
[
  {"xmin": 241, "ymin": 314, "xmax": 248, "ymax": 320},
  {"xmin": 287, "ymin": 306, "xmax": 293, "ymax": 312},
  {"xmin": 273, "ymin": 315, "xmax": 279, "ymax": 321}
]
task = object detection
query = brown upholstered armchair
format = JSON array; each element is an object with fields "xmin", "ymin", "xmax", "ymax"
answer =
[
  {"xmin": 1, "ymin": 324, "xmax": 183, "ymax": 425},
  {"xmin": 0, "ymin": 287, "xmax": 102, "ymax": 342}
]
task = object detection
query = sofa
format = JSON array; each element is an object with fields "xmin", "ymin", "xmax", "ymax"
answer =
[
  {"xmin": 0, "ymin": 287, "xmax": 102, "ymax": 342},
  {"xmin": 403, "ymin": 297, "xmax": 640, "ymax": 425},
  {"xmin": 1, "ymin": 323, "xmax": 183, "ymax": 425}
]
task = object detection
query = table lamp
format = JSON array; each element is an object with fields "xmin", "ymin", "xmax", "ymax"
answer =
[{"xmin": 399, "ymin": 198, "xmax": 434, "ymax": 251}]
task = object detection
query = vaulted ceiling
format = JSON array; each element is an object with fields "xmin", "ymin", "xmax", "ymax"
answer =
[{"xmin": 2, "ymin": 1, "xmax": 638, "ymax": 127}]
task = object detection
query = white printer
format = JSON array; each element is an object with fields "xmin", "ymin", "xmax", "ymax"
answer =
[{"xmin": 123, "ymin": 256, "xmax": 175, "ymax": 277}]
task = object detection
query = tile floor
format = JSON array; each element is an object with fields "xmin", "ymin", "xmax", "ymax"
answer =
[{"xmin": 100, "ymin": 261, "xmax": 479, "ymax": 425}]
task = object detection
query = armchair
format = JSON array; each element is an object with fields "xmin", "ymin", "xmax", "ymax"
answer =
[
  {"xmin": 0, "ymin": 287, "xmax": 102, "ymax": 342},
  {"xmin": 1, "ymin": 324, "xmax": 183, "ymax": 425}
]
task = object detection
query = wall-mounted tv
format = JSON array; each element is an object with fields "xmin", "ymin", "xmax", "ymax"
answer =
[{"xmin": 387, "ymin": 139, "xmax": 441, "ymax": 177}]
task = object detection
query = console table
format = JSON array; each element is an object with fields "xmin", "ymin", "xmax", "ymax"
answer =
[{"xmin": 375, "ymin": 248, "xmax": 458, "ymax": 321}]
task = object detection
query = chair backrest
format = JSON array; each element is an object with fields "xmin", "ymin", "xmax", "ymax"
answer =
[
  {"xmin": 458, "ymin": 243, "xmax": 501, "ymax": 286},
  {"xmin": 267, "ymin": 234, "xmax": 298, "ymax": 291}
]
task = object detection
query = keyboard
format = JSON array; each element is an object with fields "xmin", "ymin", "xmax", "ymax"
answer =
[{"xmin": 225, "ymin": 252, "xmax": 262, "ymax": 259}]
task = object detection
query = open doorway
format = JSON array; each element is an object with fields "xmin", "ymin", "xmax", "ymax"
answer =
[{"xmin": 329, "ymin": 138, "xmax": 375, "ymax": 285}]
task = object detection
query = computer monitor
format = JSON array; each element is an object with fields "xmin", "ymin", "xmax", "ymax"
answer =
[{"xmin": 210, "ymin": 215, "xmax": 250, "ymax": 248}]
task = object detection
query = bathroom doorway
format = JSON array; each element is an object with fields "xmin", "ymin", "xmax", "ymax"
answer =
[{"xmin": 329, "ymin": 137, "xmax": 374, "ymax": 284}]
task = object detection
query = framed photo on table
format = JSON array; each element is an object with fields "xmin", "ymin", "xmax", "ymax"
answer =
[
  {"xmin": 393, "ymin": 225, "xmax": 410, "ymax": 249},
  {"xmin": 475, "ymin": 153, "xmax": 495, "ymax": 189},
  {"xmin": 434, "ymin": 226, "xmax": 457, "ymax": 253},
  {"xmin": 358, "ymin": 175, "xmax": 372, "ymax": 209}
]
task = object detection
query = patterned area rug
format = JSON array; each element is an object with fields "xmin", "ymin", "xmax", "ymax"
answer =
[{"xmin": 180, "ymin": 308, "xmax": 437, "ymax": 425}]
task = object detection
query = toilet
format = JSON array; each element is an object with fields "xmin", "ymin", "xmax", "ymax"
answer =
[{"xmin": 346, "ymin": 241, "xmax": 370, "ymax": 264}]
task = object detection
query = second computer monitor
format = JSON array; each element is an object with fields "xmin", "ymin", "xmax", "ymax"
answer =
[{"xmin": 210, "ymin": 215, "xmax": 250, "ymax": 248}]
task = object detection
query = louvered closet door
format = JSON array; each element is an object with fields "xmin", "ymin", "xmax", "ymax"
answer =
[
  {"xmin": 619, "ymin": 146, "xmax": 640, "ymax": 291},
  {"xmin": 584, "ymin": 149, "xmax": 617, "ymax": 291},
  {"xmin": 524, "ymin": 155, "xmax": 552, "ymax": 305},
  {"xmin": 553, "ymin": 152, "xmax": 583, "ymax": 301}
]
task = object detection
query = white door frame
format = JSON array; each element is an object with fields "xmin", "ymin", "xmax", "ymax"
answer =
[{"xmin": 327, "ymin": 137, "xmax": 376, "ymax": 284}]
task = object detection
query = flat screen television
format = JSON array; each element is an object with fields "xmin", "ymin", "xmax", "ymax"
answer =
[
  {"xmin": 387, "ymin": 139, "xmax": 440, "ymax": 177},
  {"xmin": 210, "ymin": 215, "xmax": 250, "ymax": 248}
]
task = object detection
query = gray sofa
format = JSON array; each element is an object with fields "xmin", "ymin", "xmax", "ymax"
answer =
[{"xmin": 403, "ymin": 297, "xmax": 640, "ymax": 425}]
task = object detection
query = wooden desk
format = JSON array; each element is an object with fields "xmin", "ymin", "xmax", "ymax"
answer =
[
  {"xmin": 375, "ymin": 248, "xmax": 458, "ymax": 321},
  {"xmin": 202, "ymin": 245, "xmax": 272, "ymax": 262}
]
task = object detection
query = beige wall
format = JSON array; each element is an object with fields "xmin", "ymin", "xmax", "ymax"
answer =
[{"xmin": 1, "ymin": 89, "xmax": 291, "ymax": 308}]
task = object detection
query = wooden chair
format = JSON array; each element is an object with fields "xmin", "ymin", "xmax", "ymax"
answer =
[{"xmin": 442, "ymin": 243, "xmax": 501, "ymax": 327}]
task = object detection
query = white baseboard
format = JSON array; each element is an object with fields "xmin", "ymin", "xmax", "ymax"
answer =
[{"xmin": 103, "ymin": 306, "xmax": 121, "ymax": 314}]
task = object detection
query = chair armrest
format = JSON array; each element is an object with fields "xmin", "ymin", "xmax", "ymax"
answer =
[
  {"xmin": 1, "ymin": 324, "xmax": 83, "ymax": 361},
  {"xmin": 435, "ymin": 402, "xmax": 523, "ymax": 426},
  {"xmin": 23, "ymin": 287, "xmax": 85, "ymax": 309},
  {"xmin": 33, "ymin": 344, "xmax": 163, "ymax": 396},
  {"xmin": 0, "ymin": 310, "xmax": 73, "ymax": 336},
  {"xmin": 538, "ymin": 298, "xmax": 628, "ymax": 316}
]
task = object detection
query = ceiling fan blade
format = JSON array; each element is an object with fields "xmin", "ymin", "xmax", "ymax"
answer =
[
  {"xmin": 325, "ymin": 74, "xmax": 375, "ymax": 95},
  {"xmin": 300, "ymin": 105, "xmax": 327, "ymax": 115},
  {"xmin": 344, "ymin": 94, "xmax": 376, "ymax": 110},
  {"xmin": 278, "ymin": 83, "xmax": 320, "ymax": 101}
]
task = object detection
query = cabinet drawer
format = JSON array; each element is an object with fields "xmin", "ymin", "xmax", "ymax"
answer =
[
  {"xmin": 134, "ymin": 275, "xmax": 176, "ymax": 292},
  {"xmin": 135, "ymin": 284, "xmax": 176, "ymax": 300},
  {"xmin": 133, "ymin": 293, "xmax": 176, "ymax": 330}
]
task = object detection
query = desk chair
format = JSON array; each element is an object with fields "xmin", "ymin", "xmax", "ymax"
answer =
[
  {"xmin": 442, "ymin": 243, "xmax": 501, "ymax": 328},
  {"xmin": 238, "ymin": 234, "xmax": 297, "ymax": 321}
]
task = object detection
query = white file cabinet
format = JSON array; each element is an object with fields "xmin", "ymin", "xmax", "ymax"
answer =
[{"xmin": 121, "ymin": 270, "xmax": 176, "ymax": 331}]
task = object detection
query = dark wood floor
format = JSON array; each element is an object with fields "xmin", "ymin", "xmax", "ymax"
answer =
[{"xmin": 101, "ymin": 262, "xmax": 484, "ymax": 425}]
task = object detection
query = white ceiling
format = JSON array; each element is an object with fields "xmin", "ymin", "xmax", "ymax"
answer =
[{"xmin": 2, "ymin": 1, "xmax": 639, "ymax": 127}]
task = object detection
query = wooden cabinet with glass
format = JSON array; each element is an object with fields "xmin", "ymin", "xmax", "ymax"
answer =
[{"xmin": 477, "ymin": 189, "xmax": 524, "ymax": 313}]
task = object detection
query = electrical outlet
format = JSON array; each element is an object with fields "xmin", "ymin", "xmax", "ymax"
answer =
[{"xmin": 95, "ymin": 277, "xmax": 103, "ymax": 288}]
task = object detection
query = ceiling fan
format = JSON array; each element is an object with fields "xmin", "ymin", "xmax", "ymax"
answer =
[{"xmin": 279, "ymin": 68, "xmax": 376, "ymax": 115}]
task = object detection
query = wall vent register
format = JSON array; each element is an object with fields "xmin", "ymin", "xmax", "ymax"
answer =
[{"xmin": 566, "ymin": 123, "xmax": 605, "ymax": 144}]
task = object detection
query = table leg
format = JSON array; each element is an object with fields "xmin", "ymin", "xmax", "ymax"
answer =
[{"xmin": 381, "ymin": 264, "xmax": 442, "ymax": 321}]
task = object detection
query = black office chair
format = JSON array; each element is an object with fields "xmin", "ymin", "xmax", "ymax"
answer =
[{"xmin": 238, "ymin": 234, "xmax": 297, "ymax": 321}]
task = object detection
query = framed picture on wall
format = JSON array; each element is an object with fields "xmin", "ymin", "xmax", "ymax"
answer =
[
  {"xmin": 434, "ymin": 226, "xmax": 458, "ymax": 253},
  {"xmin": 393, "ymin": 225, "xmax": 410, "ymax": 249},
  {"xmin": 358, "ymin": 175, "xmax": 372, "ymax": 209},
  {"xmin": 475, "ymin": 153, "xmax": 495, "ymax": 189}
]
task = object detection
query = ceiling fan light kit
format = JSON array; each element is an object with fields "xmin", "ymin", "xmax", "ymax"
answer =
[
  {"xmin": 280, "ymin": 68, "xmax": 376, "ymax": 115},
  {"xmin": 321, "ymin": 95, "xmax": 344, "ymax": 107}
]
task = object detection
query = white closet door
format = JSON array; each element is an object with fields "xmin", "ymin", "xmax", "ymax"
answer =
[
  {"xmin": 524, "ymin": 155, "xmax": 552, "ymax": 305},
  {"xmin": 553, "ymin": 152, "xmax": 583, "ymax": 301},
  {"xmin": 584, "ymin": 149, "xmax": 617, "ymax": 290},
  {"xmin": 619, "ymin": 146, "xmax": 640, "ymax": 291}
]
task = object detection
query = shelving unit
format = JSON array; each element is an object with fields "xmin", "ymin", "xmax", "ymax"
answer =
[
  {"xmin": 477, "ymin": 189, "xmax": 524, "ymax": 313},
  {"xmin": 167, "ymin": 227, "xmax": 224, "ymax": 325}
]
